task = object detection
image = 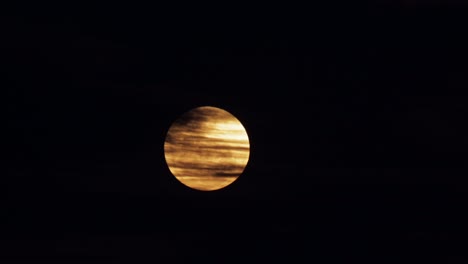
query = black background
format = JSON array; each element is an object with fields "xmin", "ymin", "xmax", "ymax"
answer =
[{"xmin": 3, "ymin": 2, "xmax": 468, "ymax": 263}]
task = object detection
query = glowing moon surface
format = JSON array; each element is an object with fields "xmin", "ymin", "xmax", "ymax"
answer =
[{"xmin": 164, "ymin": 106, "xmax": 250, "ymax": 191}]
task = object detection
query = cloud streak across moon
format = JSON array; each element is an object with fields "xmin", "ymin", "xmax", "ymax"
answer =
[{"xmin": 164, "ymin": 106, "xmax": 250, "ymax": 191}]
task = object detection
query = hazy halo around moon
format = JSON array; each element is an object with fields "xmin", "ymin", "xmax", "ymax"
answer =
[{"xmin": 164, "ymin": 106, "xmax": 250, "ymax": 191}]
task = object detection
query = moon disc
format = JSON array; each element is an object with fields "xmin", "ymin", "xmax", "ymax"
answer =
[{"xmin": 164, "ymin": 106, "xmax": 250, "ymax": 191}]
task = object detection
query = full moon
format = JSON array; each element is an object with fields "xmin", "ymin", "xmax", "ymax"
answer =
[{"xmin": 164, "ymin": 106, "xmax": 250, "ymax": 191}]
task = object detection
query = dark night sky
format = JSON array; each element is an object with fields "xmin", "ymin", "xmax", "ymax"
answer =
[{"xmin": 3, "ymin": 2, "xmax": 468, "ymax": 263}]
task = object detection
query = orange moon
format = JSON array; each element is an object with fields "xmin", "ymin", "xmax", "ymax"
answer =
[{"xmin": 164, "ymin": 106, "xmax": 250, "ymax": 191}]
